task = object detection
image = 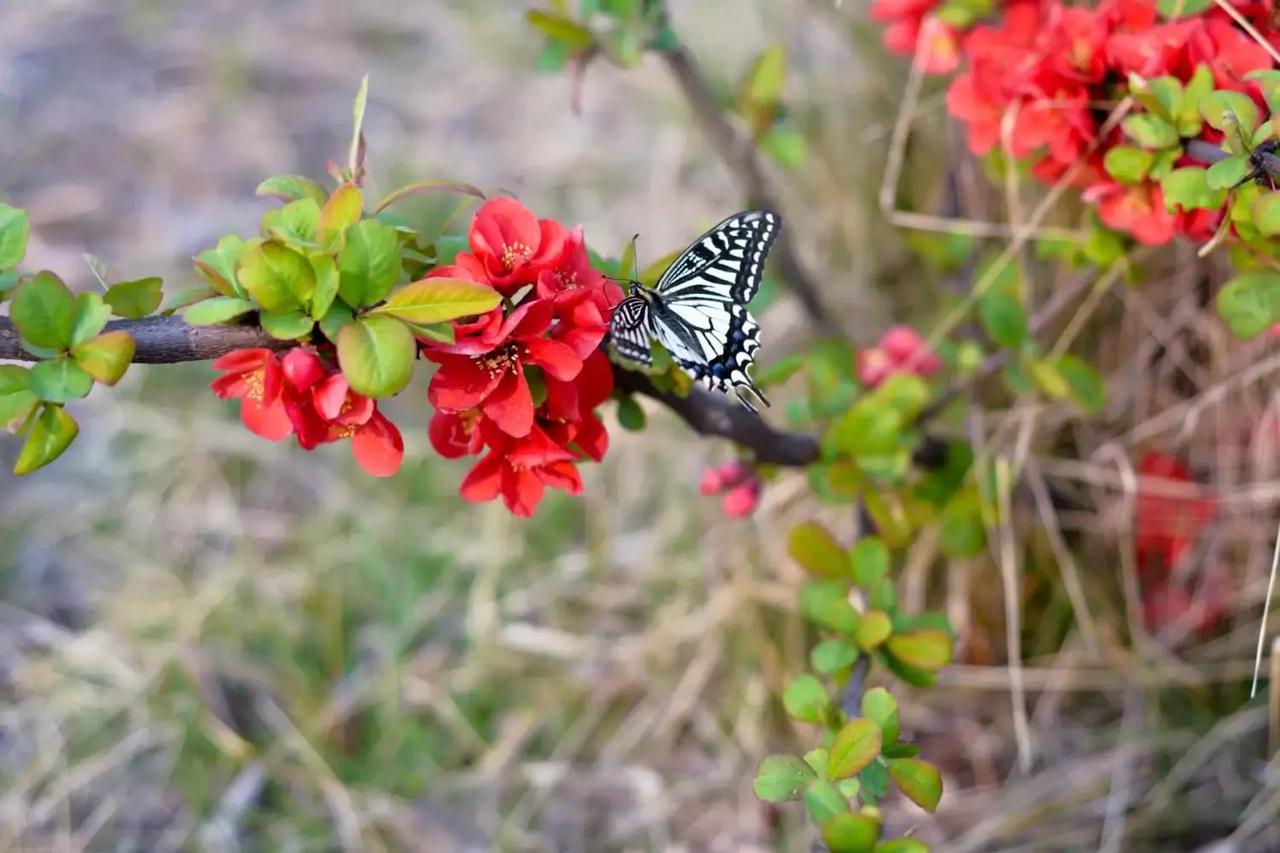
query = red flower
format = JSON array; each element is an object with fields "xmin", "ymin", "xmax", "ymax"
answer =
[
  {"xmin": 427, "ymin": 299, "xmax": 584, "ymax": 438},
  {"xmin": 541, "ymin": 349, "xmax": 614, "ymax": 461},
  {"xmin": 722, "ymin": 479, "xmax": 762, "ymax": 518},
  {"xmin": 211, "ymin": 348, "xmax": 293, "ymax": 441},
  {"xmin": 1134, "ymin": 452, "xmax": 1217, "ymax": 570},
  {"xmin": 1086, "ymin": 180, "xmax": 1178, "ymax": 245},
  {"xmin": 858, "ymin": 325, "xmax": 942, "ymax": 388},
  {"xmin": 459, "ymin": 423, "xmax": 583, "ymax": 516},
  {"xmin": 469, "ymin": 197, "xmax": 567, "ymax": 293},
  {"xmin": 429, "ymin": 408, "xmax": 486, "ymax": 459}
]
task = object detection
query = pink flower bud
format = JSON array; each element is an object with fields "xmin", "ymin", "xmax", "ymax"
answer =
[
  {"xmin": 879, "ymin": 325, "xmax": 925, "ymax": 362},
  {"xmin": 857, "ymin": 348, "xmax": 894, "ymax": 388},
  {"xmin": 721, "ymin": 480, "xmax": 761, "ymax": 518},
  {"xmin": 699, "ymin": 467, "xmax": 725, "ymax": 495}
]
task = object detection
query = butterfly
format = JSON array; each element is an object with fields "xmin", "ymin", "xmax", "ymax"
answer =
[{"xmin": 608, "ymin": 209, "xmax": 780, "ymax": 412}]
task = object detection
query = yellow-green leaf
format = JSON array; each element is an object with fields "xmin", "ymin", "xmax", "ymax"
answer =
[
  {"xmin": 887, "ymin": 758, "xmax": 942, "ymax": 813},
  {"xmin": 855, "ymin": 610, "xmax": 892, "ymax": 650},
  {"xmin": 14, "ymin": 404, "xmax": 78, "ymax": 475},
  {"xmin": 338, "ymin": 219, "xmax": 401, "ymax": 308},
  {"xmin": 72, "ymin": 331, "xmax": 134, "ymax": 386},
  {"xmin": 0, "ymin": 366, "xmax": 37, "ymax": 431},
  {"xmin": 0, "ymin": 204, "xmax": 31, "ymax": 269},
  {"xmin": 822, "ymin": 812, "xmax": 881, "ymax": 853},
  {"xmin": 11, "ymin": 271, "xmax": 75, "ymax": 350},
  {"xmin": 752, "ymin": 754, "xmax": 816, "ymax": 803},
  {"xmin": 827, "ymin": 718, "xmax": 882, "ymax": 780},
  {"xmin": 318, "ymin": 183, "xmax": 363, "ymax": 242},
  {"xmin": 787, "ymin": 521, "xmax": 846, "ymax": 578},
  {"xmin": 886, "ymin": 630, "xmax": 953, "ymax": 671},
  {"xmin": 238, "ymin": 242, "xmax": 312, "ymax": 313},
  {"xmin": 337, "ymin": 315, "xmax": 415, "ymax": 398},
  {"xmin": 256, "ymin": 175, "xmax": 329, "ymax": 206},
  {"xmin": 70, "ymin": 291, "xmax": 110, "ymax": 346},
  {"xmin": 370, "ymin": 278, "xmax": 501, "ymax": 324}
]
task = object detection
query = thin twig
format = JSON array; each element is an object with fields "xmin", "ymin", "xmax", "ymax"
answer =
[
  {"xmin": 1252, "ymin": 512, "xmax": 1280, "ymax": 698},
  {"xmin": 655, "ymin": 18, "xmax": 844, "ymax": 338}
]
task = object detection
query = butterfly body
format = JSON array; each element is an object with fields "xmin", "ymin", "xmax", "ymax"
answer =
[{"xmin": 609, "ymin": 209, "xmax": 780, "ymax": 412}]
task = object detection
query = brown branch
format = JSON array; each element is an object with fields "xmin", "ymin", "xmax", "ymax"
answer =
[
  {"xmin": 656, "ymin": 24, "xmax": 846, "ymax": 339},
  {"xmin": 0, "ymin": 315, "xmax": 290, "ymax": 363},
  {"xmin": 0, "ymin": 314, "xmax": 824, "ymax": 465}
]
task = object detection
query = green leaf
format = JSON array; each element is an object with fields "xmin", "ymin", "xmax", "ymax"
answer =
[
  {"xmin": 262, "ymin": 199, "xmax": 320, "ymax": 246},
  {"xmin": 811, "ymin": 639, "xmax": 859, "ymax": 674},
  {"xmin": 434, "ymin": 234, "xmax": 469, "ymax": 266},
  {"xmin": 979, "ymin": 293, "xmax": 1028, "ymax": 348},
  {"xmin": 862, "ymin": 687, "xmax": 900, "ymax": 746},
  {"xmin": 1206, "ymin": 155, "xmax": 1252, "ymax": 190},
  {"xmin": 875, "ymin": 839, "xmax": 929, "ymax": 853},
  {"xmin": 804, "ymin": 779, "xmax": 849, "ymax": 825},
  {"xmin": 787, "ymin": 521, "xmax": 846, "ymax": 578},
  {"xmin": 526, "ymin": 9, "xmax": 594, "ymax": 49},
  {"xmin": 855, "ymin": 610, "xmax": 892, "ymax": 650},
  {"xmin": 805, "ymin": 748, "xmax": 830, "ymax": 776},
  {"xmin": 373, "ymin": 179, "xmax": 485, "ymax": 214},
  {"xmin": 183, "ymin": 296, "xmax": 257, "ymax": 326},
  {"xmin": 338, "ymin": 219, "xmax": 402, "ymax": 308},
  {"xmin": 1121, "ymin": 113, "xmax": 1179, "ymax": 149},
  {"xmin": 752, "ymin": 754, "xmax": 816, "ymax": 802},
  {"xmin": 72, "ymin": 331, "xmax": 134, "ymax": 386},
  {"xmin": 1103, "ymin": 146, "xmax": 1154, "ymax": 184},
  {"xmin": 337, "ymin": 315, "xmax": 415, "ymax": 398},
  {"xmin": 194, "ymin": 235, "xmax": 245, "ymax": 297},
  {"xmin": 616, "ymin": 394, "xmax": 646, "ymax": 431},
  {"xmin": 0, "ymin": 366, "xmax": 37, "ymax": 430},
  {"xmin": 1157, "ymin": 0, "xmax": 1212, "ymax": 16},
  {"xmin": 12, "ymin": 271, "xmax": 75, "ymax": 350},
  {"xmin": 761, "ymin": 127, "xmax": 808, "ymax": 169},
  {"xmin": 318, "ymin": 300, "xmax": 355, "ymax": 343},
  {"xmin": 859, "ymin": 759, "xmax": 891, "ymax": 801},
  {"xmin": 880, "ymin": 743, "xmax": 920, "ymax": 759},
  {"xmin": 887, "ymin": 758, "xmax": 943, "ymax": 813},
  {"xmin": 310, "ymin": 255, "xmax": 339, "ymax": 320},
  {"xmin": 1161, "ymin": 166, "xmax": 1226, "ymax": 211},
  {"xmin": 1218, "ymin": 271, "xmax": 1280, "ymax": 338},
  {"xmin": 1200, "ymin": 90, "xmax": 1259, "ymax": 142},
  {"xmin": 0, "ymin": 204, "xmax": 30, "ymax": 269},
  {"xmin": 886, "ymin": 630, "xmax": 953, "ymax": 672},
  {"xmin": 753, "ymin": 352, "xmax": 805, "ymax": 388},
  {"xmin": 260, "ymin": 310, "xmax": 315, "ymax": 340},
  {"xmin": 1056, "ymin": 354, "xmax": 1107, "ymax": 413},
  {"xmin": 70, "ymin": 292, "xmax": 110, "ymax": 346},
  {"xmin": 14, "ymin": 404, "xmax": 78, "ymax": 475},
  {"xmin": 850, "ymin": 537, "xmax": 889, "ymax": 588},
  {"xmin": 404, "ymin": 321, "xmax": 455, "ymax": 345},
  {"xmin": 801, "ymin": 581, "xmax": 861, "ymax": 633},
  {"xmin": 318, "ymin": 183, "xmax": 363, "ymax": 242},
  {"xmin": 256, "ymin": 175, "xmax": 329, "ymax": 206},
  {"xmin": 104, "ymin": 277, "xmax": 163, "ymax": 319},
  {"xmin": 782, "ymin": 674, "xmax": 829, "ymax": 724},
  {"xmin": 743, "ymin": 44, "xmax": 787, "ymax": 108},
  {"xmin": 827, "ymin": 718, "xmax": 883, "ymax": 780},
  {"xmin": 1248, "ymin": 69, "xmax": 1280, "ymax": 116},
  {"xmin": 1254, "ymin": 192, "xmax": 1280, "ymax": 236},
  {"xmin": 822, "ymin": 813, "xmax": 881, "ymax": 853},
  {"xmin": 828, "ymin": 400, "xmax": 903, "ymax": 458},
  {"xmin": 237, "ymin": 242, "xmax": 312, "ymax": 312},
  {"xmin": 370, "ymin": 278, "xmax": 501, "ymax": 324},
  {"xmin": 618, "ymin": 239, "xmax": 636, "ymax": 282},
  {"xmin": 28, "ymin": 359, "xmax": 93, "ymax": 403},
  {"xmin": 940, "ymin": 489, "xmax": 986, "ymax": 557},
  {"xmin": 1026, "ymin": 356, "xmax": 1071, "ymax": 400}
]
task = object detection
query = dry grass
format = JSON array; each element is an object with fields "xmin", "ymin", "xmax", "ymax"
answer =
[{"xmin": 2, "ymin": 1, "xmax": 1280, "ymax": 852}]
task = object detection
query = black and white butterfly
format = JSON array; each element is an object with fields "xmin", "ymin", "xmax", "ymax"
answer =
[{"xmin": 608, "ymin": 209, "xmax": 780, "ymax": 412}]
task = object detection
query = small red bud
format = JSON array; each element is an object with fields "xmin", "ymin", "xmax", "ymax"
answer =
[{"xmin": 721, "ymin": 480, "xmax": 761, "ymax": 518}]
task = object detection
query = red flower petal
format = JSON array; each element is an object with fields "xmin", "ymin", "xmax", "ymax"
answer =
[
  {"xmin": 429, "ymin": 354, "xmax": 504, "ymax": 411},
  {"xmin": 241, "ymin": 395, "xmax": 293, "ymax": 441},
  {"xmin": 501, "ymin": 463, "xmax": 545, "ymax": 517},
  {"xmin": 460, "ymin": 451, "xmax": 505, "ymax": 503},
  {"xmin": 351, "ymin": 411, "xmax": 404, "ymax": 477},
  {"xmin": 429, "ymin": 409, "xmax": 484, "ymax": 459},
  {"xmin": 524, "ymin": 337, "xmax": 582, "ymax": 381},
  {"xmin": 212, "ymin": 348, "xmax": 271, "ymax": 373},
  {"xmin": 482, "ymin": 367, "xmax": 535, "ymax": 437},
  {"xmin": 536, "ymin": 460, "xmax": 583, "ymax": 495},
  {"xmin": 281, "ymin": 348, "xmax": 326, "ymax": 392}
]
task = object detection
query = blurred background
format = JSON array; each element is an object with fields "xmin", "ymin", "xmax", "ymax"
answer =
[{"xmin": 1, "ymin": 1, "xmax": 1278, "ymax": 851}]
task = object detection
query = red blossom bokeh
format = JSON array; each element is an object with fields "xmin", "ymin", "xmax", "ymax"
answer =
[{"xmin": 857, "ymin": 325, "xmax": 942, "ymax": 389}]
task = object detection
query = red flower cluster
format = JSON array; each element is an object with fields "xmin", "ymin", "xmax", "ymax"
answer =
[
  {"xmin": 426, "ymin": 197, "xmax": 623, "ymax": 516},
  {"xmin": 856, "ymin": 325, "xmax": 942, "ymax": 389},
  {"xmin": 870, "ymin": 0, "xmax": 965, "ymax": 73},
  {"xmin": 1133, "ymin": 452, "xmax": 1227, "ymax": 636},
  {"xmin": 942, "ymin": 0, "xmax": 1274, "ymax": 245},
  {"xmin": 699, "ymin": 461, "xmax": 763, "ymax": 518},
  {"xmin": 212, "ymin": 347, "xmax": 404, "ymax": 477}
]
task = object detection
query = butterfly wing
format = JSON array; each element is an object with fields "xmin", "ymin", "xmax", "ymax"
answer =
[
  {"xmin": 649, "ymin": 210, "xmax": 780, "ymax": 411},
  {"xmin": 608, "ymin": 295, "xmax": 655, "ymax": 367}
]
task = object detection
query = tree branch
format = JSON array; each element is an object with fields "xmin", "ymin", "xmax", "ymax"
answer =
[
  {"xmin": 0, "ymin": 314, "xmax": 824, "ymax": 465},
  {"xmin": 656, "ymin": 23, "xmax": 846, "ymax": 339}
]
